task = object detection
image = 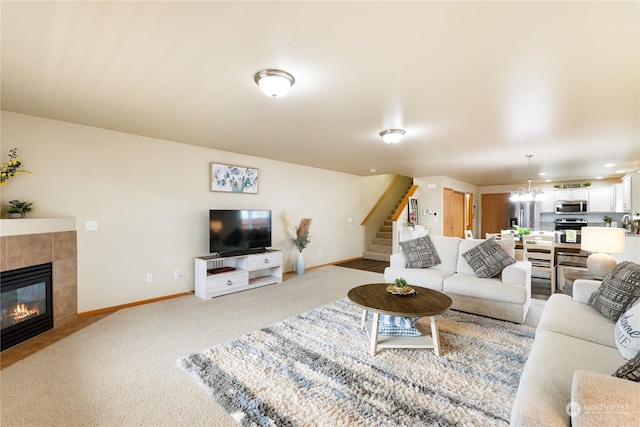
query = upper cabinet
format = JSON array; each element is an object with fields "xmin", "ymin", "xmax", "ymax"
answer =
[
  {"xmin": 540, "ymin": 192, "xmax": 556, "ymax": 213},
  {"xmin": 555, "ymin": 189, "xmax": 588, "ymax": 202},
  {"xmin": 622, "ymin": 172, "xmax": 640, "ymax": 214},
  {"xmin": 588, "ymin": 187, "xmax": 614, "ymax": 212},
  {"xmin": 613, "ymin": 183, "xmax": 624, "ymax": 212}
]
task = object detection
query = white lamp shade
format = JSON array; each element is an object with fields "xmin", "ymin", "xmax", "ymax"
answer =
[{"xmin": 580, "ymin": 227, "xmax": 625, "ymax": 254}]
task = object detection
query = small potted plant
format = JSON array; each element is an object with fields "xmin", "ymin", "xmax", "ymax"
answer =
[
  {"xmin": 514, "ymin": 225, "xmax": 531, "ymax": 238},
  {"xmin": 603, "ymin": 216, "xmax": 612, "ymax": 227},
  {"xmin": 394, "ymin": 277, "xmax": 408, "ymax": 289},
  {"xmin": 7, "ymin": 200, "xmax": 33, "ymax": 219}
]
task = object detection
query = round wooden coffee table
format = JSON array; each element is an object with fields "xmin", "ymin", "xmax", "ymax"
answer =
[{"xmin": 347, "ymin": 283, "xmax": 452, "ymax": 356}]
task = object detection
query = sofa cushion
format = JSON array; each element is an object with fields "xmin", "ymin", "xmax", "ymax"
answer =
[
  {"xmin": 614, "ymin": 303, "xmax": 640, "ymax": 360},
  {"xmin": 399, "ymin": 235, "xmax": 441, "ymax": 268},
  {"xmin": 427, "ymin": 236, "xmax": 461, "ymax": 272},
  {"xmin": 588, "ymin": 261, "xmax": 640, "ymax": 322},
  {"xmin": 613, "ymin": 352, "xmax": 640, "ymax": 382},
  {"xmin": 443, "ymin": 273, "xmax": 527, "ymax": 304},
  {"xmin": 461, "ymin": 238, "xmax": 515, "ymax": 278},
  {"xmin": 537, "ymin": 293, "xmax": 617, "ymax": 348},
  {"xmin": 496, "ymin": 238, "xmax": 516, "ymax": 259},
  {"xmin": 383, "ymin": 266, "xmax": 452, "ymax": 291}
]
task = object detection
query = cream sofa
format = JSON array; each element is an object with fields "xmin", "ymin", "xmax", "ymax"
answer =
[
  {"xmin": 511, "ymin": 279, "xmax": 640, "ymax": 426},
  {"xmin": 383, "ymin": 236, "xmax": 532, "ymax": 324}
]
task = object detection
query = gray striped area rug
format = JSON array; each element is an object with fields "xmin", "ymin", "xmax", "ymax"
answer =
[{"xmin": 178, "ymin": 298, "xmax": 535, "ymax": 426}]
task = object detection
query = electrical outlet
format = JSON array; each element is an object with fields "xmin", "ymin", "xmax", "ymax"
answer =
[
  {"xmin": 318, "ymin": 249, "xmax": 323, "ymax": 256},
  {"xmin": 174, "ymin": 270, "xmax": 181, "ymax": 278},
  {"xmin": 146, "ymin": 273, "xmax": 153, "ymax": 283},
  {"xmin": 85, "ymin": 221, "xmax": 98, "ymax": 231}
]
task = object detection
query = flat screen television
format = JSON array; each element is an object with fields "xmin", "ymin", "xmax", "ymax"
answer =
[{"xmin": 209, "ymin": 209, "xmax": 272, "ymax": 256}]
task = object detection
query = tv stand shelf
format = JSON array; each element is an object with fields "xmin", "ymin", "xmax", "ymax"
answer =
[{"xmin": 194, "ymin": 250, "xmax": 282, "ymax": 299}]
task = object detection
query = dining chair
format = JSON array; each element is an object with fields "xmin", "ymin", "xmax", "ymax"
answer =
[
  {"xmin": 523, "ymin": 238, "xmax": 557, "ymax": 294},
  {"xmin": 464, "ymin": 230, "xmax": 474, "ymax": 239},
  {"xmin": 485, "ymin": 232, "xmax": 501, "ymax": 240}
]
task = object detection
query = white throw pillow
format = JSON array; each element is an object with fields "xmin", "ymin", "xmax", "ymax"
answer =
[{"xmin": 614, "ymin": 302, "xmax": 640, "ymax": 360}]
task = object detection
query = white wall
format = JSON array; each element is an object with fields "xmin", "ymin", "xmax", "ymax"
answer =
[
  {"xmin": 1, "ymin": 112, "xmax": 385, "ymax": 312},
  {"xmin": 412, "ymin": 175, "xmax": 479, "ymax": 236}
]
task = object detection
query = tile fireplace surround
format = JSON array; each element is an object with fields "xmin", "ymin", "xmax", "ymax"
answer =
[{"xmin": 0, "ymin": 218, "xmax": 78, "ymax": 329}]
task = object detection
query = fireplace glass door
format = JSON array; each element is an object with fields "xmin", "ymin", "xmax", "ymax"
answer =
[
  {"xmin": 1, "ymin": 282, "xmax": 48, "ymax": 329},
  {"xmin": 1, "ymin": 263, "xmax": 53, "ymax": 350}
]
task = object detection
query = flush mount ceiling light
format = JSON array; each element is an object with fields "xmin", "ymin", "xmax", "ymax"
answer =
[
  {"xmin": 510, "ymin": 154, "xmax": 546, "ymax": 201},
  {"xmin": 379, "ymin": 129, "xmax": 405, "ymax": 144},
  {"xmin": 254, "ymin": 69, "xmax": 295, "ymax": 98}
]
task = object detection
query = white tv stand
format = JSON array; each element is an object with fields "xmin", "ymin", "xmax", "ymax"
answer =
[{"xmin": 194, "ymin": 249, "xmax": 283, "ymax": 299}]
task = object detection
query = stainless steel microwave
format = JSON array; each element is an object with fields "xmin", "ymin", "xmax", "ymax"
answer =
[{"xmin": 556, "ymin": 200, "xmax": 588, "ymax": 214}]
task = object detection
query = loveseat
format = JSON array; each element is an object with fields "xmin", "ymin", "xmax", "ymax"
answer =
[
  {"xmin": 511, "ymin": 276, "xmax": 640, "ymax": 426},
  {"xmin": 383, "ymin": 236, "xmax": 532, "ymax": 324}
]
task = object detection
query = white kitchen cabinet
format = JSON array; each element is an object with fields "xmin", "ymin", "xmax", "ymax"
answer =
[
  {"xmin": 588, "ymin": 187, "xmax": 614, "ymax": 212},
  {"xmin": 613, "ymin": 184, "xmax": 624, "ymax": 212},
  {"xmin": 622, "ymin": 174, "xmax": 632, "ymax": 211},
  {"xmin": 555, "ymin": 189, "xmax": 588, "ymax": 202},
  {"xmin": 621, "ymin": 172, "xmax": 640, "ymax": 214},
  {"xmin": 540, "ymin": 192, "xmax": 556, "ymax": 213}
]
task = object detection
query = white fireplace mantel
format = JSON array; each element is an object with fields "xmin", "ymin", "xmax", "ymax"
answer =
[{"xmin": 0, "ymin": 218, "xmax": 76, "ymax": 237}]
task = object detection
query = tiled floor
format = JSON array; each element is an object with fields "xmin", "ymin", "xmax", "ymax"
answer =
[{"xmin": 1, "ymin": 312, "xmax": 112, "ymax": 370}]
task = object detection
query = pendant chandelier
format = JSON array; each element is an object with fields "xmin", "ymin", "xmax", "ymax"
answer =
[{"xmin": 510, "ymin": 155, "xmax": 546, "ymax": 201}]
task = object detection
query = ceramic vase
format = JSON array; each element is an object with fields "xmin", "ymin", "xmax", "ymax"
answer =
[{"xmin": 295, "ymin": 251, "xmax": 305, "ymax": 275}]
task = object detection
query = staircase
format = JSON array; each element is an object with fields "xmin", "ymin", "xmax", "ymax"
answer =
[
  {"xmin": 363, "ymin": 190, "xmax": 411, "ymax": 262},
  {"xmin": 362, "ymin": 217, "xmax": 394, "ymax": 261}
]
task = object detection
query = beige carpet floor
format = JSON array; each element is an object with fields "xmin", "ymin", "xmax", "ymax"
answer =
[{"xmin": 0, "ymin": 266, "xmax": 545, "ymax": 427}]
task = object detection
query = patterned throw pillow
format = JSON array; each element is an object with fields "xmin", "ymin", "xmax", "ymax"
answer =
[
  {"xmin": 399, "ymin": 235, "xmax": 441, "ymax": 268},
  {"xmin": 614, "ymin": 303, "xmax": 640, "ymax": 360},
  {"xmin": 373, "ymin": 314, "xmax": 422, "ymax": 336},
  {"xmin": 379, "ymin": 325, "xmax": 422, "ymax": 337},
  {"xmin": 613, "ymin": 352, "xmax": 640, "ymax": 382},
  {"xmin": 461, "ymin": 238, "xmax": 516, "ymax": 278},
  {"xmin": 588, "ymin": 261, "xmax": 640, "ymax": 322}
]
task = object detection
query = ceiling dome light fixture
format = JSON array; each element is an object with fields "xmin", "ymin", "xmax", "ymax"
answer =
[
  {"xmin": 254, "ymin": 69, "xmax": 295, "ymax": 98},
  {"xmin": 379, "ymin": 129, "xmax": 405, "ymax": 144},
  {"xmin": 510, "ymin": 154, "xmax": 546, "ymax": 201}
]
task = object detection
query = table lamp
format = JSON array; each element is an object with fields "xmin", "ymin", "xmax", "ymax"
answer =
[{"xmin": 580, "ymin": 227, "xmax": 625, "ymax": 279}]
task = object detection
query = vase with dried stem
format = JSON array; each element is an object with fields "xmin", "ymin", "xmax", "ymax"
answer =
[{"xmin": 293, "ymin": 218, "xmax": 312, "ymax": 275}]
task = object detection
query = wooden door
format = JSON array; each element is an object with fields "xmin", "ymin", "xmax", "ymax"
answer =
[
  {"xmin": 481, "ymin": 193, "xmax": 512, "ymax": 238},
  {"xmin": 443, "ymin": 188, "xmax": 453, "ymax": 236},
  {"xmin": 443, "ymin": 188, "xmax": 465, "ymax": 238},
  {"xmin": 466, "ymin": 193, "xmax": 474, "ymax": 235},
  {"xmin": 453, "ymin": 191, "xmax": 465, "ymax": 238}
]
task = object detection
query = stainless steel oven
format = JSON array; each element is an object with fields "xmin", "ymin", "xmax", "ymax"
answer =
[
  {"xmin": 555, "ymin": 200, "xmax": 587, "ymax": 214},
  {"xmin": 554, "ymin": 218, "xmax": 587, "ymax": 243}
]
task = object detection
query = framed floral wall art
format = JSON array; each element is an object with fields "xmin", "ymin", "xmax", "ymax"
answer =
[{"xmin": 210, "ymin": 163, "xmax": 259, "ymax": 194}]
